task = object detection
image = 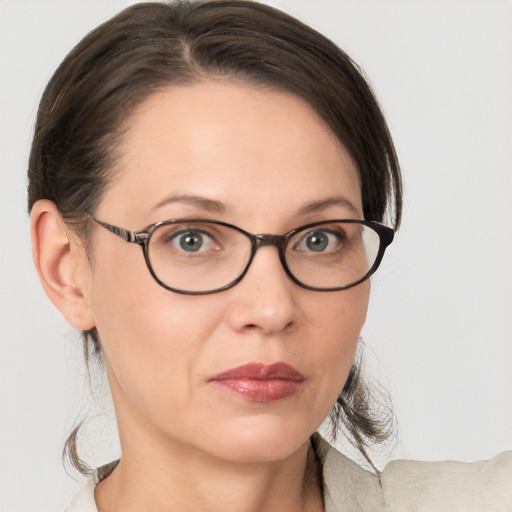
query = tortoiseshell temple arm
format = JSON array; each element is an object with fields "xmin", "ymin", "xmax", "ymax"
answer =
[{"xmin": 89, "ymin": 216, "xmax": 148, "ymax": 246}]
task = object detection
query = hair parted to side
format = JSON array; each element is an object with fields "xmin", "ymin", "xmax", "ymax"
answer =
[{"xmin": 28, "ymin": 0, "xmax": 402, "ymax": 475}]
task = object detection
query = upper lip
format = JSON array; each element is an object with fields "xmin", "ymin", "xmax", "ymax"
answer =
[{"xmin": 211, "ymin": 362, "xmax": 305, "ymax": 382}]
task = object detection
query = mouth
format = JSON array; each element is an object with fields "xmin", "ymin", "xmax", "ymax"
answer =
[{"xmin": 209, "ymin": 362, "xmax": 305, "ymax": 402}]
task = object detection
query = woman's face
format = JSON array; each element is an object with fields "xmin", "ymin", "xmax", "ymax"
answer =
[{"xmin": 84, "ymin": 81, "xmax": 369, "ymax": 463}]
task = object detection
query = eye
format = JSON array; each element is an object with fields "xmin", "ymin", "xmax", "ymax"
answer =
[
  {"xmin": 295, "ymin": 229, "xmax": 343, "ymax": 253},
  {"xmin": 170, "ymin": 229, "xmax": 215, "ymax": 253}
]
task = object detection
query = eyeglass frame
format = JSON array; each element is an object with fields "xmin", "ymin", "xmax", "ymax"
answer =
[{"xmin": 88, "ymin": 216, "xmax": 394, "ymax": 295}]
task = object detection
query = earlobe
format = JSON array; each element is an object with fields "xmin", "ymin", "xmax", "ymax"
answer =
[{"xmin": 30, "ymin": 200, "xmax": 95, "ymax": 330}]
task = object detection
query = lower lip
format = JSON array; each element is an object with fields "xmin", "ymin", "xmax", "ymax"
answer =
[{"xmin": 211, "ymin": 378, "xmax": 303, "ymax": 402}]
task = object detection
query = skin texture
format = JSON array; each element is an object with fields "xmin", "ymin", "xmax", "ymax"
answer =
[{"xmin": 31, "ymin": 81, "xmax": 370, "ymax": 512}]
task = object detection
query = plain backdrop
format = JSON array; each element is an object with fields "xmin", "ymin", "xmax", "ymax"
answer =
[{"xmin": 1, "ymin": 0, "xmax": 511, "ymax": 510}]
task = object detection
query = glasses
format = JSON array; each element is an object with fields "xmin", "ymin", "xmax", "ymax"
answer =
[{"xmin": 89, "ymin": 217, "xmax": 394, "ymax": 295}]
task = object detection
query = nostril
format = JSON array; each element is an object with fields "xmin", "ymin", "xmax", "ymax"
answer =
[
  {"xmin": 283, "ymin": 320, "xmax": 295, "ymax": 332},
  {"xmin": 241, "ymin": 320, "xmax": 295, "ymax": 335}
]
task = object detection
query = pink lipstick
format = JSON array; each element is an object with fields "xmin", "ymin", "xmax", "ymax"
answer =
[{"xmin": 210, "ymin": 363, "xmax": 305, "ymax": 402}]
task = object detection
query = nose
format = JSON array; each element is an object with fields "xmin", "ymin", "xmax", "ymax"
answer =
[{"xmin": 226, "ymin": 245, "xmax": 300, "ymax": 336}]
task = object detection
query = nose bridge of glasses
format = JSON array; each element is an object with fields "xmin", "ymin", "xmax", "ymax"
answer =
[
  {"xmin": 255, "ymin": 233, "xmax": 286, "ymax": 250},
  {"xmin": 249, "ymin": 233, "xmax": 289, "ymax": 274},
  {"xmin": 240, "ymin": 233, "xmax": 292, "ymax": 288}
]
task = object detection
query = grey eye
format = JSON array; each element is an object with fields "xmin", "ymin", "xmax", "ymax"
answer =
[
  {"xmin": 295, "ymin": 230, "xmax": 342, "ymax": 253},
  {"xmin": 305, "ymin": 231, "xmax": 329, "ymax": 252},
  {"xmin": 172, "ymin": 230, "xmax": 213, "ymax": 252}
]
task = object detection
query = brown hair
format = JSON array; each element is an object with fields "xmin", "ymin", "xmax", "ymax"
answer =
[{"xmin": 28, "ymin": 0, "xmax": 402, "ymax": 475}]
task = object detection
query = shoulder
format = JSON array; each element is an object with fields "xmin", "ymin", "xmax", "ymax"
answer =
[
  {"xmin": 381, "ymin": 451, "xmax": 512, "ymax": 512},
  {"xmin": 315, "ymin": 435, "xmax": 512, "ymax": 512}
]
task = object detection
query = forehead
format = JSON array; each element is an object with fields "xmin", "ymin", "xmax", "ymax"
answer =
[{"xmin": 103, "ymin": 81, "xmax": 362, "ymax": 226}]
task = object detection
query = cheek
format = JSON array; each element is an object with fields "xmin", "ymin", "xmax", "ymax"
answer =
[
  {"xmin": 87, "ymin": 248, "xmax": 224, "ymax": 396},
  {"xmin": 313, "ymin": 280, "xmax": 368, "ymax": 339},
  {"xmin": 308, "ymin": 282, "xmax": 369, "ymax": 393},
  {"xmin": 88, "ymin": 271, "xmax": 234, "ymax": 444}
]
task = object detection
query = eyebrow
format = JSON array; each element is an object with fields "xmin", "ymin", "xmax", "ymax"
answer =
[
  {"xmin": 299, "ymin": 196, "xmax": 361, "ymax": 216},
  {"xmin": 152, "ymin": 193, "xmax": 360, "ymax": 217},
  {"xmin": 152, "ymin": 194, "xmax": 226, "ymax": 213}
]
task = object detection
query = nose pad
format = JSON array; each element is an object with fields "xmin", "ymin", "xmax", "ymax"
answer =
[{"xmin": 227, "ymin": 245, "xmax": 299, "ymax": 335}]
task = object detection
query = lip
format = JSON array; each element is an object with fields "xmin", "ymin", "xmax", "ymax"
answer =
[{"xmin": 209, "ymin": 363, "xmax": 305, "ymax": 402}]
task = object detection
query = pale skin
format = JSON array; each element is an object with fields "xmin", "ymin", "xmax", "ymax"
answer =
[{"xmin": 31, "ymin": 81, "xmax": 370, "ymax": 512}]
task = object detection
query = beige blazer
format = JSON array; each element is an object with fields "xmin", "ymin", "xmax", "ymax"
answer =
[
  {"xmin": 66, "ymin": 436, "xmax": 512, "ymax": 511},
  {"xmin": 316, "ymin": 436, "xmax": 512, "ymax": 511}
]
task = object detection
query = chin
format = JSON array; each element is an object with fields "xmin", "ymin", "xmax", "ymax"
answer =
[{"xmin": 198, "ymin": 416, "xmax": 315, "ymax": 464}]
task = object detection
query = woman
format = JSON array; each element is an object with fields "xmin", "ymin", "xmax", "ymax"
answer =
[{"xmin": 26, "ymin": 1, "xmax": 511, "ymax": 511}]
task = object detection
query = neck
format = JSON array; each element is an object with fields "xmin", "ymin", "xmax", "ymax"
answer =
[{"xmin": 95, "ymin": 433, "xmax": 323, "ymax": 512}]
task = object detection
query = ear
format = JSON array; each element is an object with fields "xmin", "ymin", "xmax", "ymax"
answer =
[{"xmin": 30, "ymin": 200, "xmax": 95, "ymax": 330}]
